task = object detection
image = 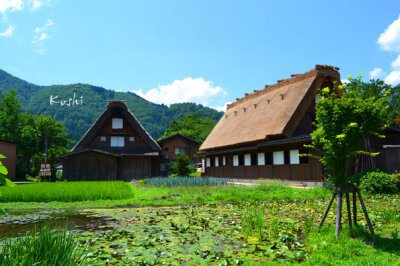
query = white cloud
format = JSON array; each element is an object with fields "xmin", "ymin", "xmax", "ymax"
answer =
[
  {"xmin": 32, "ymin": 18, "xmax": 53, "ymax": 54},
  {"xmin": 0, "ymin": 24, "xmax": 14, "ymax": 36},
  {"xmin": 378, "ymin": 15, "xmax": 400, "ymax": 52},
  {"xmin": 132, "ymin": 77, "xmax": 227, "ymax": 107},
  {"xmin": 341, "ymin": 79, "xmax": 349, "ymax": 84},
  {"xmin": 385, "ymin": 70, "xmax": 400, "ymax": 85},
  {"xmin": 391, "ymin": 54, "xmax": 400, "ymax": 69},
  {"xmin": 210, "ymin": 102, "xmax": 231, "ymax": 112},
  {"xmin": 29, "ymin": 0, "xmax": 53, "ymax": 11},
  {"xmin": 369, "ymin": 67, "xmax": 387, "ymax": 80},
  {"xmin": 0, "ymin": 0, "xmax": 24, "ymax": 13}
]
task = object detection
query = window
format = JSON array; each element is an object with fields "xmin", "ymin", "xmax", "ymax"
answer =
[
  {"xmin": 315, "ymin": 95, "xmax": 324, "ymax": 102},
  {"xmin": 251, "ymin": 154, "xmax": 257, "ymax": 166},
  {"xmin": 110, "ymin": 136, "xmax": 124, "ymax": 147},
  {"xmin": 112, "ymin": 118, "xmax": 123, "ymax": 129},
  {"xmin": 244, "ymin": 154, "xmax": 251, "ymax": 166},
  {"xmin": 257, "ymin": 153, "xmax": 265, "ymax": 165},
  {"xmin": 206, "ymin": 158, "xmax": 211, "ymax": 167},
  {"xmin": 290, "ymin": 149, "xmax": 300, "ymax": 164},
  {"xmin": 233, "ymin": 155, "xmax": 239, "ymax": 166},
  {"xmin": 215, "ymin": 156, "xmax": 219, "ymax": 167},
  {"xmin": 163, "ymin": 147, "xmax": 169, "ymax": 151},
  {"xmin": 175, "ymin": 147, "xmax": 186, "ymax": 155},
  {"xmin": 273, "ymin": 151, "xmax": 284, "ymax": 165},
  {"xmin": 100, "ymin": 136, "xmax": 106, "ymax": 142},
  {"xmin": 129, "ymin": 136, "xmax": 135, "ymax": 142},
  {"xmin": 284, "ymin": 151, "xmax": 290, "ymax": 165},
  {"xmin": 239, "ymin": 154, "xmax": 244, "ymax": 166},
  {"xmin": 265, "ymin": 152, "xmax": 273, "ymax": 165},
  {"xmin": 222, "ymin": 156, "xmax": 226, "ymax": 166},
  {"xmin": 299, "ymin": 149, "xmax": 309, "ymax": 164}
]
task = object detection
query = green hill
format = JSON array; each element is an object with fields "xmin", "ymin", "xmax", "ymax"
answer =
[{"xmin": 0, "ymin": 69, "xmax": 223, "ymax": 141}]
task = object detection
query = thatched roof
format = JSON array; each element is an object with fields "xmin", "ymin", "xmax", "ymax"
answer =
[
  {"xmin": 158, "ymin": 133, "xmax": 199, "ymax": 145},
  {"xmin": 72, "ymin": 100, "xmax": 161, "ymax": 152},
  {"xmin": 200, "ymin": 65, "xmax": 341, "ymax": 151}
]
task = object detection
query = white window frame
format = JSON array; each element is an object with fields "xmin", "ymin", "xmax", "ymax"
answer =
[
  {"xmin": 233, "ymin": 155, "xmax": 239, "ymax": 166},
  {"xmin": 257, "ymin": 153, "xmax": 265, "ymax": 165},
  {"xmin": 222, "ymin": 156, "xmax": 226, "ymax": 166},
  {"xmin": 273, "ymin": 151, "xmax": 284, "ymax": 165},
  {"xmin": 290, "ymin": 149, "xmax": 300, "ymax": 165},
  {"xmin": 244, "ymin": 154, "xmax": 251, "ymax": 166},
  {"xmin": 112, "ymin": 118, "xmax": 123, "ymax": 129},
  {"xmin": 206, "ymin": 158, "xmax": 211, "ymax": 167},
  {"xmin": 215, "ymin": 157, "xmax": 219, "ymax": 167},
  {"xmin": 110, "ymin": 136, "xmax": 125, "ymax": 147}
]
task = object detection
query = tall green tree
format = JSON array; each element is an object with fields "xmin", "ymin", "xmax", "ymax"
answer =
[
  {"xmin": 159, "ymin": 114, "xmax": 217, "ymax": 143},
  {"xmin": 0, "ymin": 90, "xmax": 71, "ymax": 179},
  {"xmin": 308, "ymin": 76, "xmax": 394, "ymax": 243}
]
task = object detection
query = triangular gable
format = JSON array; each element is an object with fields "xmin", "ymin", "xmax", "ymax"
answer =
[
  {"xmin": 200, "ymin": 65, "xmax": 341, "ymax": 151},
  {"xmin": 158, "ymin": 133, "xmax": 200, "ymax": 145},
  {"xmin": 72, "ymin": 100, "xmax": 161, "ymax": 152}
]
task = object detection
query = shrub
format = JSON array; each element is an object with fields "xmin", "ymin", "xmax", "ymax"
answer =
[
  {"xmin": 0, "ymin": 174, "xmax": 6, "ymax": 186},
  {"xmin": 168, "ymin": 154, "xmax": 195, "ymax": 177},
  {"xmin": 351, "ymin": 170, "xmax": 400, "ymax": 194},
  {"xmin": 0, "ymin": 225, "xmax": 87, "ymax": 265}
]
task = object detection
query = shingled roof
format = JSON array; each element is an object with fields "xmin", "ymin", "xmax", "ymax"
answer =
[
  {"xmin": 72, "ymin": 100, "xmax": 161, "ymax": 152},
  {"xmin": 200, "ymin": 65, "xmax": 341, "ymax": 151}
]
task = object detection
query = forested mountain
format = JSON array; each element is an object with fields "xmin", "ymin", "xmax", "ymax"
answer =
[{"xmin": 0, "ymin": 69, "xmax": 223, "ymax": 141}]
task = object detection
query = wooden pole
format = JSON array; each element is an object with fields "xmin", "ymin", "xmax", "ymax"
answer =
[
  {"xmin": 345, "ymin": 192, "xmax": 353, "ymax": 235},
  {"xmin": 356, "ymin": 187, "xmax": 378, "ymax": 246},
  {"xmin": 336, "ymin": 188, "xmax": 343, "ymax": 239},
  {"xmin": 318, "ymin": 189, "xmax": 336, "ymax": 230},
  {"xmin": 353, "ymin": 186, "xmax": 357, "ymax": 225}
]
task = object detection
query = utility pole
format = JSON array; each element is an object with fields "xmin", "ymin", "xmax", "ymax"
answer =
[{"xmin": 44, "ymin": 132, "xmax": 48, "ymax": 163}]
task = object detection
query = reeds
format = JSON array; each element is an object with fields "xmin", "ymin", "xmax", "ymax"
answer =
[{"xmin": 0, "ymin": 225, "xmax": 87, "ymax": 265}]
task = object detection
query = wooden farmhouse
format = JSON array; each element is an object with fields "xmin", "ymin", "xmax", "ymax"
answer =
[
  {"xmin": 158, "ymin": 133, "xmax": 200, "ymax": 163},
  {"xmin": 0, "ymin": 140, "xmax": 17, "ymax": 180},
  {"xmin": 61, "ymin": 100, "xmax": 164, "ymax": 180},
  {"xmin": 200, "ymin": 65, "xmax": 400, "ymax": 181}
]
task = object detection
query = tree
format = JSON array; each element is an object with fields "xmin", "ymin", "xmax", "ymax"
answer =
[
  {"xmin": 159, "ymin": 114, "xmax": 217, "ymax": 143},
  {"xmin": 308, "ymin": 76, "xmax": 393, "ymax": 244},
  {"xmin": 0, "ymin": 154, "xmax": 8, "ymax": 186},
  {"xmin": 168, "ymin": 153, "xmax": 195, "ymax": 176}
]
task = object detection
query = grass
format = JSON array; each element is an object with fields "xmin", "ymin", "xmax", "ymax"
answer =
[
  {"xmin": 0, "ymin": 181, "xmax": 134, "ymax": 202},
  {"xmin": 0, "ymin": 225, "xmax": 87, "ymax": 265},
  {"xmin": 0, "ymin": 180, "xmax": 331, "ymax": 209}
]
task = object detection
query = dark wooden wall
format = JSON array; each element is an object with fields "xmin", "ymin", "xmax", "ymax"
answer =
[
  {"xmin": 204, "ymin": 142, "xmax": 322, "ymax": 181},
  {"xmin": 63, "ymin": 151, "xmax": 118, "ymax": 181},
  {"xmin": 0, "ymin": 141, "xmax": 17, "ymax": 179},
  {"xmin": 159, "ymin": 136, "xmax": 198, "ymax": 162}
]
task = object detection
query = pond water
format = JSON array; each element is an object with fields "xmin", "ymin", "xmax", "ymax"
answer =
[{"xmin": 0, "ymin": 209, "xmax": 117, "ymax": 238}]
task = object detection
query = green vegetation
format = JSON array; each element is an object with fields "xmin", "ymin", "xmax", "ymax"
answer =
[
  {"xmin": 0, "ymin": 90, "xmax": 71, "ymax": 179},
  {"xmin": 159, "ymin": 114, "xmax": 217, "ymax": 143},
  {"xmin": 307, "ymin": 76, "xmax": 392, "ymax": 187},
  {"xmin": 0, "ymin": 69, "xmax": 223, "ymax": 141},
  {"xmin": 167, "ymin": 154, "xmax": 196, "ymax": 176},
  {"xmin": 0, "ymin": 225, "xmax": 87, "ymax": 266},
  {"xmin": 0, "ymin": 181, "xmax": 133, "ymax": 202},
  {"xmin": 144, "ymin": 176, "xmax": 229, "ymax": 187},
  {"xmin": 77, "ymin": 194, "xmax": 400, "ymax": 264},
  {"xmin": 352, "ymin": 170, "xmax": 400, "ymax": 194}
]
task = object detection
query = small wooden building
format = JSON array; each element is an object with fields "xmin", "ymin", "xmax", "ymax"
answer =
[
  {"xmin": 158, "ymin": 133, "xmax": 200, "ymax": 163},
  {"xmin": 61, "ymin": 100, "xmax": 164, "ymax": 181},
  {"xmin": 200, "ymin": 65, "xmax": 400, "ymax": 181},
  {"xmin": 0, "ymin": 140, "xmax": 17, "ymax": 180}
]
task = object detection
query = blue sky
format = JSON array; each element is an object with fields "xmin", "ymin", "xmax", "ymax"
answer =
[{"xmin": 1, "ymin": 0, "xmax": 400, "ymax": 111}]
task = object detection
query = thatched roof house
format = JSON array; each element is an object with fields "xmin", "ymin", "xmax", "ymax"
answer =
[
  {"xmin": 200, "ymin": 65, "xmax": 400, "ymax": 182},
  {"xmin": 61, "ymin": 100, "xmax": 164, "ymax": 180}
]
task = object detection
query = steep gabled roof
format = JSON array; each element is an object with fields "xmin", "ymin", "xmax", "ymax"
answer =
[
  {"xmin": 200, "ymin": 65, "xmax": 341, "ymax": 151},
  {"xmin": 72, "ymin": 100, "xmax": 161, "ymax": 152},
  {"xmin": 158, "ymin": 133, "xmax": 200, "ymax": 145}
]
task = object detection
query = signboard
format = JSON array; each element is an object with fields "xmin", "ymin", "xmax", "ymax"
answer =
[{"xmin": 39, "ymin": 163, "xmax": 52, "ymax": 176}]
